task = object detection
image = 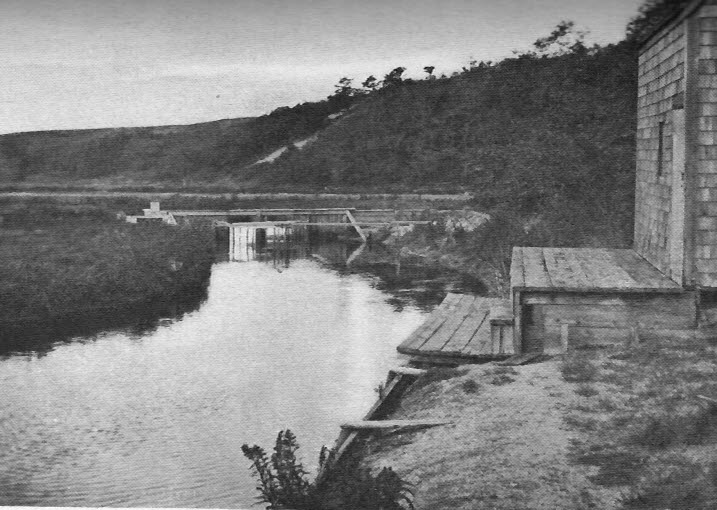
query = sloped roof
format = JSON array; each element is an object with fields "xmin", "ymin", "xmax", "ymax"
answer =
[{"xmin": 640, "ymin": 0, "xmax": 706, "ymax": 48}]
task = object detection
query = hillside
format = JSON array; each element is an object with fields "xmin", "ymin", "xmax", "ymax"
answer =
[
  {"xmin": 0, "ymin": 96, "xmax": 354, "ymax": 190},
  {"xmin": 262, "ymin": 41, "xmax": 637, "ymax": 241}
]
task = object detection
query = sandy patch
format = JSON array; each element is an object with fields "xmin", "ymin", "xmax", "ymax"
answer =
[{"xmin": 362, "ymin": 361, "xmax": 620, "ymax": 509}]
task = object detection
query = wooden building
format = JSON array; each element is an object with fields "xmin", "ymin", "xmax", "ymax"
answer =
[{"xmin": 509, "ymin": 1, "xmax": 717, "ymax": 354}]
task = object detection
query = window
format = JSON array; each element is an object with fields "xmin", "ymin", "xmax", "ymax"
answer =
[{"xmin": 657, "ymin": 120, "xmax": 665, "ymax": 177}]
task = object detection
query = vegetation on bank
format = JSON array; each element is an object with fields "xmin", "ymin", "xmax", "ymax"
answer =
[
  {"xmin": 241, "ymin": 430, "xmax": 415, "ymax": 510},
  {"xmin": 0, "ymin": 203, "xmax": 215, "ymax": 342}
]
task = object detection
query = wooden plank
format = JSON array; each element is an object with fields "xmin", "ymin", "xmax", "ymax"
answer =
[
  {"xmin": 611, "ymin": 249, "xmax": 681, "ymax": 289},
  {"xmin": 345, "ymin": 209, "xmax": 367, "ymax": 242},
  {"xmin": 575, "ymin": 249, "xmax": 634, "ymax": 289},
  {"xmin": 441, "ymin": 309, "xmax": 488, "ymax": 354},
  {"xmin": 398, "ymin": 293, "xmax": 463, "ymax": 352},
  {"xmin": 563, "ymin": 248, "xmax": 596, "ymax": 288},
  {"xmin": 522, "ymin": 291, "xmax": 691, "ymax": 306},
  {"xmin": 420, "ymin": 295, "xmax": 477, "ymax": 352},
  {"xmin": 511, "ymin": 247, "xmax": 681, "ymax": 292},
  {"xmin": 510, "ymin": 246, "xmax": 526, "ymax": 289},
  {"xmin": 513, "ymin": 290, "xmax": 523, "ymax": 354},
  {"xmin": 462, "ymin": 307, "xmax": 494, "ymax": 356},
  {"xmin": 521, "ymin": 248, "xmax": 552, "ymax": 289},
  {"xmin": 389, "ymin": 367, "xmax": 427, "ymax": 377},
  {"xmin": 542, "ymin": 248, "xmax": 583, "ymax": 289},
  {"xmin": 442, "ymin": 299, "xmax": 491, "ymax": 353},
  {"xmin": 537, "ymin": 303, "xmax": 696, "ymax": 330},
  {"xmin": 497, "ymin": 352, "xmax": 542, "ymax": 366},
  {"xmin": 340, "ymin": 419, "xmax": 451, "ymax": 431},
  {"xmin": 489, "ymin": 299, "xmax": 513, "ymax": 321},
  {"xmin": 361, "ymin": 374, "xmax": 404, "ymax": 420},
  {"xmin": 399, "ymin": 298, "xmax": 456, "ymax": 351}
]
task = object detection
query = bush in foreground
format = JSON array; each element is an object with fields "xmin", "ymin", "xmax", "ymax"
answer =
[{"xmin": 241, "ymin": 429, "xmax": 415, "ymax": 510}]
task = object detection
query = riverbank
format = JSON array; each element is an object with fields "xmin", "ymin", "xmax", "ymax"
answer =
[
  {"xmin": 357, "ymin": 335, "xmax": 717, "ymax": 509},
  {"xmin": 0, "ymin": 211, "xmax": 215, "ymax": 351}
]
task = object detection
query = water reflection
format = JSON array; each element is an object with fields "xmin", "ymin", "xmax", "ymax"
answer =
[
  {"xmin": 0, "ymin": 225, "xmax": 487, "ymax": 508},
  {"xmin": 0, "ymin": 258, "xmax": 427, "ymax": 508},
  {"xmin": 223, "ymin": 224, "xmax": 485, "ymax": 311},
  {"xmin": 228, "ymin": 224, "xmax": 296, "ymax": 263}
]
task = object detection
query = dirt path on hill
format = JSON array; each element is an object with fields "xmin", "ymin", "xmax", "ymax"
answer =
[{"xmin": 362, "ymin": 361, "xmax": 621, "ymax": 510}]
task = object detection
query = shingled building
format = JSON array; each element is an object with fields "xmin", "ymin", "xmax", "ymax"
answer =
[{"xmin": 508, "ymin": 1, "xmax": 717, "ymax": 354}]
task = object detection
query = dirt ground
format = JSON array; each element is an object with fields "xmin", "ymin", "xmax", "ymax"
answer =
[{"xmin": 361, "ymin": 360, "xmax": 621, "ymax": 510}]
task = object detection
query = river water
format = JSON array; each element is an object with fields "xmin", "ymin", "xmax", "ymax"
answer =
[{"xmin": 0, "ymin": 227, "xmax": 480, "ymax": 508}]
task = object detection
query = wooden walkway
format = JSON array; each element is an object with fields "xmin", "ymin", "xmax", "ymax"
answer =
[
  {"xmin": 510, "ymin": 247, "xmax": 683, "ymax": 293},
  {"xmin": 397, "ymin": 293, "xmax": 514, "ymax": 363}
]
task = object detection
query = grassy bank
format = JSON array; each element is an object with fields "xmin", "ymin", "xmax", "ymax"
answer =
[
  {"xmin": 561, "ymin": 339, "xmax": 717, "ymax": 509},
  {"xmin": 358, "ymin": 336, "xmax": 717, "ymax": 509},
  {"xmin": 0, "ymin": 203, "xmax": 215, "ymax": 349}
]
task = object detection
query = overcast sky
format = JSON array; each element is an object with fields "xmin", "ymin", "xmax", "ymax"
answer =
[{"xmin": 0, "ymin": 0, "xmax": 643, "ymax": 135}]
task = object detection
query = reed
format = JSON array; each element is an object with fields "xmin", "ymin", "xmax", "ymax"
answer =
[{"xmin": 0, "ymin": 214, "xmax": 215, "ymax": 330}]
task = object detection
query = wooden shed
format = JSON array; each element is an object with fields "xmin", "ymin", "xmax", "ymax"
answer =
[
  {"xmin": 506, "ymin": 1, "xmax": 717, "ymax": 353},
  {"xmin": 510, "ymin": 247, "xmax": 697, "ymax": 353}
]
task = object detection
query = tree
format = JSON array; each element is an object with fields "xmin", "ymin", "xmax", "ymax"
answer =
[
  {"xmin": 423, "ymin": 66, "xmax": 435, "ymax": 79},
  {"xmin": 531, "ymin": 20, "xmax": 590, "ymax": 56},
  {"xmin": 626, "ymin": 0, "xmax": 690, "ymax": 44},
  {"xmin": 362, "ymin": 75, "xmax": 379, "ymax": 91},
  {"xmin": 383, "ymin": 67, "xmax": 406, "ymax": 87},
  {"xmin": 333, "ymin": 76, "xmax": 357, "ymax": 98}
]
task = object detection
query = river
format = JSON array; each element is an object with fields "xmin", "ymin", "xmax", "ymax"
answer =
[{"xmin": 0, "ymin": 226, "xmax": 481, "ymax": 507}]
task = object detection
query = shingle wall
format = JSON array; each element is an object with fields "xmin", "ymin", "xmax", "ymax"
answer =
[
  {"xmin": 694, "ymin": 5, "xmax": 717, "ymax": 286},
  {"xmin": 634, "ymin": 19, "xmax": 686, "ymax": 277}
]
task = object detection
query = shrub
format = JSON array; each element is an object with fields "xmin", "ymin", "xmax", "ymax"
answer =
[
  {"xmin": 461, "ymin": 379, "xmax": 481, "ymax": 394},
  {"xmin": 241, "ymin": 429, "xmax": 415, "ymax": 510},
  {"xmin": 489, "ymin": 374, "xmax": 515, "ymax": 386}
]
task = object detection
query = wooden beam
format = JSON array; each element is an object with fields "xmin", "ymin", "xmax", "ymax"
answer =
[
  {"xmin": 388, "ymin": 367, "xmax": 428, "ymax": 377},
  {"xmin": 497, "ymin": 352, "xmax": 543, "ymax": 366},
  {"xmin": 345, "ymin": 209, "xmax": 367, "ymax": 242}
]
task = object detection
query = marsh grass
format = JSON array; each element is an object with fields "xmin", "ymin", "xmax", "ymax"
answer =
[{"xmin": 0, "ymin": 204, "xmax": 215, "ymax": 348}]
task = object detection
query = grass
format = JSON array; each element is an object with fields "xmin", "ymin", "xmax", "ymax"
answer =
[
  {"xmin": 623, "ymin": 459, "xmax": 717, "ymax": 509},
  {"xmin": 0, "ymin": 201, "xmax": 215, "ymax": 350},
  {"xmin": 561, "ymin": 339, "xmax": 717, "ymax": 508},
  {"xmin": 560, "ymin": 352, "xmax": 599, "ymax": 383}
]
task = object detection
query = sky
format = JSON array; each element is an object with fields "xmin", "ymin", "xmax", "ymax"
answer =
[{"xmin": 0, "ymin": 0, "xmax": 644, "ymax": 135}]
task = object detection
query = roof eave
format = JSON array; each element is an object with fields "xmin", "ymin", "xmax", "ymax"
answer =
[{"xmin": 639, "ymin": 0, "xmax": 707, "ymax": 49}]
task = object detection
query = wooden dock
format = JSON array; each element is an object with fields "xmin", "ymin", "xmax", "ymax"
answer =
[{"xmin": 397, "ymin": 293, "xmax": 514, "ymax": 364}]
